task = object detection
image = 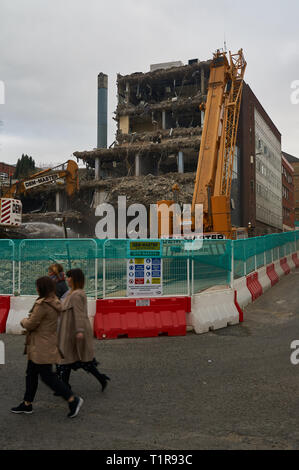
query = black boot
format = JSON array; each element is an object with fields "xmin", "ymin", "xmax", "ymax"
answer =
[
  {"xmin": 54, "ymin": 364, "xmax": 72, "ymax": 396},
  {"xmin": 83, "ymin": 362, "xmax": 110, "ymax": 392}
]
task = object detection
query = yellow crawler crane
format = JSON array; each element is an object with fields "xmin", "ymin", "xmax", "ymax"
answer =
[{"xmin": 158, "ymin": 49, "xmax": 247, "ymax": 239}]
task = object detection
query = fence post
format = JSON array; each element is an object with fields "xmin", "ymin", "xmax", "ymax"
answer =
[
  {"xmin": 95, "ymin": 258, "xmax": 98, "ymax": 300},
  {"xmin": 230, "ymin": 240, "xmax": 234, "ymax": 289},
  {"xmin": 187, "ymin": 258, "xmax": 190, "ymax": 297},
  {"xmin": 12, "ymin": 260, "xmax": 15, "ymax": 295},
  {"xmin": 18, "ymin": 241, "xmax": 22, "ymax": 296},
  {"xmin": 264, "ymin": 238, "xmax": 266, "ymax": 268},
  {"xmin": 255, "ymin": 239, "xmax": 257, "ymax": 272},
  {"xmin": 103, "ymin": 240, "xmax": 107, "ymax": 300},
  {"xmin": 191, "ymin": 259, "xmax": 194, "ymax": 296},
  {"xmin": 11, "ymin": 241, "xmax": 15, "ymax": 295},
  {"xmin": 103, "ymin": 259, "xmax": 106, "ymax": 299}
]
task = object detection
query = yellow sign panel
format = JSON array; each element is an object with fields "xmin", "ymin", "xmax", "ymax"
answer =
[
  {"xmin": 135, "ymin": 259, "xmax": 144, "ymax": 265},
  {"xmin": 152, "ymin": 278, "xmax": 161, "ymax": 284},
  {"xmin": 130, "ymin": 242, "xmax": 160, "ymax": 251}
]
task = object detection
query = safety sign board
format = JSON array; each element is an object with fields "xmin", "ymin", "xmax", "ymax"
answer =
[
  {"xmin": 128, "ymin": 241, "xmax": 161, "ymax": 258},
  {"xmin": 127, "ymin": 256, "xmax": 163, "ymax": 297}
]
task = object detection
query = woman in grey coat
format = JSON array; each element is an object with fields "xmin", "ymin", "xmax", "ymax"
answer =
[{"xmin": 56, "ymin": 268, "xmax": 110, "ymax": 392}]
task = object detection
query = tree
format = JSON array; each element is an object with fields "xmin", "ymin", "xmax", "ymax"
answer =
[{"xmin": 14, "ymin": 154, "xmax": 36, "ymax": 179}]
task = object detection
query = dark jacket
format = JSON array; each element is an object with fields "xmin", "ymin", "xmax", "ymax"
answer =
[{"xmin": 55, "ymin": 280, "xmax": 69, "ymax": 300}]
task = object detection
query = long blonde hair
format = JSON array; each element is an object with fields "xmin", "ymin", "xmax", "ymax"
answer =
[{"xmin": 48, "ymin": 263, "xmax": 64, "ymax": 276}]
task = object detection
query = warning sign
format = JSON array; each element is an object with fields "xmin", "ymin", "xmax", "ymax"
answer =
[{"xmin": 127, "ymin": 256, "xmax": 163, "ymax": 297}]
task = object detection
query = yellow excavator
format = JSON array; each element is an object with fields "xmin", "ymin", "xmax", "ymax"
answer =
[
  {"xmin": 0, "ymin": 160, "xmax": 79, "ymax": 227},
  {"xmin": 158, "ymin": 48, "xmax": 247, "ymax": 240}
]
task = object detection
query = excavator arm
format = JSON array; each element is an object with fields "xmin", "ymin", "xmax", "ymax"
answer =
[
  {"xmin": 0, "ymin": 160, "xmax": 79, "ymax": 227},
  {"xmin": 3, "ymin": 160, "xmax": 79, "ymax": 198}
]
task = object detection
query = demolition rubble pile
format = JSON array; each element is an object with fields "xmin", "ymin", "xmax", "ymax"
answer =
[{"xmin": 82, "ymin": 172, "xmax": 196, "ymax": 207}]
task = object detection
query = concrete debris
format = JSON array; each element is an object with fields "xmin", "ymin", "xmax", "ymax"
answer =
[{"xmin": 83, "ymin": 172, "xmax": 196, "ymax": 207}]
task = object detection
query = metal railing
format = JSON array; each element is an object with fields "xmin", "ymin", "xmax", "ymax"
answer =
[{"xmin": 0, "ymin": 231, "xmax": 298, "ymax": 298}]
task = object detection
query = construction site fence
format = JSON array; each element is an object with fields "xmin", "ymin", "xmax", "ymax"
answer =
[{"xmin": 0, "ymin": 232, "xmax": 298, "ymax": 298}]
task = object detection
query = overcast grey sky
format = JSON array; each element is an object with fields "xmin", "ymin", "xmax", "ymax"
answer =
[{"xmin": 0, "ymin": 0, "xmax": 299, "ymax": 166}]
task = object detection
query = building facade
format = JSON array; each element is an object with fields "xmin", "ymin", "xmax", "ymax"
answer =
[
  {"xmin": 0, "ymin": 162, "xmax": 15, "ymax": 181},
  {"xmin": 282, "ymin": 152, "xmax": 299, "ymax": 225},
  {"xmin": 281, "ymin": 154, "xmax": 295, "ymax": 230},
  {"xmin": 238, "ymin": 84, "xmax": 282, "ymax": 235}
]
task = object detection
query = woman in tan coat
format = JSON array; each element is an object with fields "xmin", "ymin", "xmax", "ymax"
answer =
[
  {"xmin": 57, "ymin": 268, "xmax": 110, "ymax": 392},
  {"xmin": 11, "ymin": 277, "xmax": 83, "ymax": 418}
]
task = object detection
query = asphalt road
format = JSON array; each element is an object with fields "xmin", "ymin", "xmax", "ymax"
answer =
[{"xmin": 1, "ymin": 271, "xmax": 299, "ymax": 450}]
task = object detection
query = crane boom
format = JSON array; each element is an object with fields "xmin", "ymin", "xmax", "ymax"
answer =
[
  {"xmin": 211, "ymin": 50, "xmax": 246, "ymax": 238},
  {"xmin": 157, "ymin": 48, "xmax": 247, "ymax": 239},
  {"xmin": 192, "ymin": 49, "xmax": 246, "ymax": 238},
  {"xmin": 191, "ymin": 50, "xmax": 231, "ymax": 230}
]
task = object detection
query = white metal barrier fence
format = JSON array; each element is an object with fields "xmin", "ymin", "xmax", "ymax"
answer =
[{"xmin": 1, "ymin": 233, "xmax": 298, "ymax": 298}]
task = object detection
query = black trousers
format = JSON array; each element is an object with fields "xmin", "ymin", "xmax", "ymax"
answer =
[
  {"xmin": 24, "ymin": 360, "xmax": 73, "ymax": 403},
  {"xmin": 56, "ymin": 360, "xmax": 106, "ymax": 386}
]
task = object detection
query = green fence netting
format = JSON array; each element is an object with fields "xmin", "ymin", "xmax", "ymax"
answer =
[
  {"xmin": 233, "ymin": 231, "xmax": 298, "ymax": 279},
  {"xmin": 17, "ymin": 239, "xmax": 98, "ymax": 296},
  {"xmin": 0, "ymin": 239, "xmax": 15, "ymax": 295},
  {"xmin": 0, "ymin": 232, "xmax": 298, "ymax": 297}
]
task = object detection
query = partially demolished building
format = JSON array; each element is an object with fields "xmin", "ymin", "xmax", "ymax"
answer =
[
  {"xmin": 16, "ymin": 55, "xmax": 284, "ymax": 238},
  {"xmin": 75, "ymin": 60, "xmax": 211, "ymax": 178},
  {"xmin": 74, "ymin": 58, "xmax": 283, "ymax": 236}
]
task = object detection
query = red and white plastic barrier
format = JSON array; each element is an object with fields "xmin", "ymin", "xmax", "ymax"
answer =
[
  {"xmin": 94, "ymin": 297, "xmax": 189, "ymax": 340},
  {"xmin": 292, "ymin": 253, "xmax": 299, "ymax": 268},
  {"xmin": 280, "ymin": 257, "xmax": 291, "ymax": 276},
  {"xmin": 87, "ymin": 300, "xmax": 96, "ymax": 330},
  {"xmin": 234, "ymin": 277, "xmax": 252, "ymax": 310},
  {"xmin": 5, "ymin": 296, "xmax": 97, "ymax": 335},
  {"xmin": 257, "ymin": 266, "xmax": 271, "ymax": 293},
  {"xmin": 0, "ymin": 296, "xmax": 10, "ymax": 334},
  {"xmin": 246, "ymin": 273, "xmax": 263, "ymax": 302},
  {"xmin": 187, "ymin": 287, "xmax": 239, "ymax": 335},
  {"xmin": 6, "ymin": 296, "xmax": 36, "ymax": 335},
  {"xmin": 274, "ymin": 260, "xmax": 285, "ymax": 278},
  {"xmin": 266, "ymin": 264, "xmax": 279, "ymax": 287},
  {"xmin": 287, "ymin": 254, "xmax": 296, "ymax": 271}
]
